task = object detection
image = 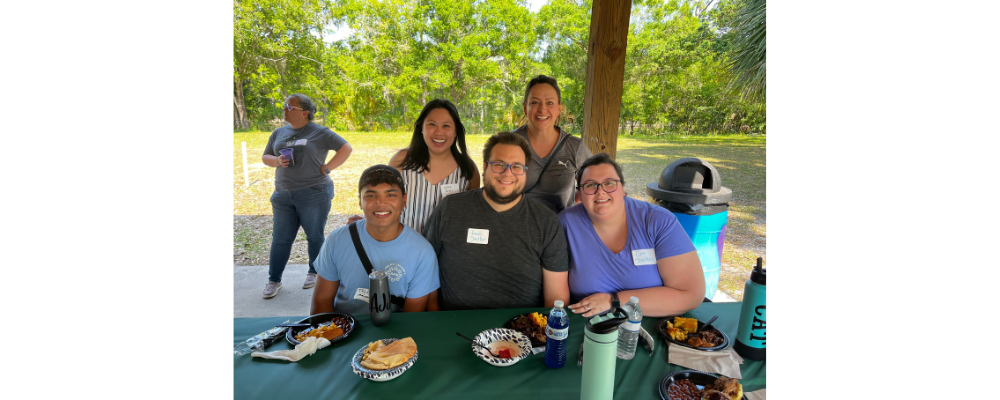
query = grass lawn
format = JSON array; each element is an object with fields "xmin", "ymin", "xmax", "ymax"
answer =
[{"xmin": 234, "ymin": 130, "xmax": 765, "ymax": 300}]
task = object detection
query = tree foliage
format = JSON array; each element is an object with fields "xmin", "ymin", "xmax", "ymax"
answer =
[
  {"xmin": 234, "ymin": 0, "xmax": 765, "ymax": 135},
  {"xmin": 726, "ymin": 0, "xmax": 765, "ymax": 103}
]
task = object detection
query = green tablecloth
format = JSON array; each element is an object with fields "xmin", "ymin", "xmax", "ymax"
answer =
[{"xmin": 234, "ymin": 302, "xmax": 765, "ymax": 399}]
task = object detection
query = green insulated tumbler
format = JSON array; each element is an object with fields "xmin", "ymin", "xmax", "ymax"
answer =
[
  {"xmin": 581, "ymin": 309, "xmax": 627, "ymax": 400},
  {"xmin": 734, "ymin": 257, "xmax": 766, "ymax": 360}
]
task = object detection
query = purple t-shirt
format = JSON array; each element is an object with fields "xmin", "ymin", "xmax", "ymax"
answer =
[{"xmin": 559, "ymin": 197, "xmax": 696, "ymax": 302}]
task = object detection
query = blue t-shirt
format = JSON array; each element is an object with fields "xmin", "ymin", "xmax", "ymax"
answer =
[
  {"xmin": 314, "ymin": 220, "xmax": 440, "ymax": 314},
  {"xmin": 558, "ymin": 197, "xmax": 696, "ymax": 302}
]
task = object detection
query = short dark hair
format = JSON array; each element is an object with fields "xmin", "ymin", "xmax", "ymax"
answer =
[
  {"xmin": 358, "ymin": 164, "xmax": 406, "ymax": 194},
  {"xmin": 398, "ymin": 99, "xmax": 476, "ymax": 181},
  {"xmin": 576, "ymin": 153, "xmax": 626, "ymax": 188},
  {"xmin": 482, "ymin": 131, "xmax": 532, "ymax": 166},
  {"xmin": 287, "ymin": 93, "xmax": 316, "ymax": 121},
  {"xmin": 523, "ymin": 75, "xmax": 561, "ymax": 104}
]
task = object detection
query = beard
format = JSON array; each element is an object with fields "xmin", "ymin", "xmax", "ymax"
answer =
[{"xmin": 483, "ymin": 178, "xmax": 524, "ymax": 205}]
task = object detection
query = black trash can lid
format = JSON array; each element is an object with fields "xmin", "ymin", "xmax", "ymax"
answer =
[{"xmin": 646, "ymin": 157, "xmax": 733, "ymax": 205}]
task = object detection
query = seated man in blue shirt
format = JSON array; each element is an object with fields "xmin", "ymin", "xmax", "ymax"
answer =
[{"xmin": 310, "ymin": 165, "xmax": 440, "ymax": 314}]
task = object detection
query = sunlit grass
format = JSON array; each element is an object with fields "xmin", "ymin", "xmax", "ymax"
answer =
[{"xmin": 234, "ymin": 131, "xmax": 766, "ymax": 300}]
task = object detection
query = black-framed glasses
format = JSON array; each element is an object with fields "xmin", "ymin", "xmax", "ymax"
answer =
[
  {"xmin": 283, "ymin": 103, "xmax": 304, "ymax": 111},
  {"xmin": 578, "ymin": 179, "xmax": 620, "ymax": 195},
  {"xmin": 486, "ymin": 161, "xmax": 526, "ymax": 175}
]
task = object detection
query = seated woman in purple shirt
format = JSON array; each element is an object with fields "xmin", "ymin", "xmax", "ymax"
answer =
[{"xmin": 558, "ymin": 153, "xmax": 705, "ymax": 318}]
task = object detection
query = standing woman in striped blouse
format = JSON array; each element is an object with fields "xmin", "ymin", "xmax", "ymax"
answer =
[{"xmin": 389, "ymin": 99, "xmax": 480, "ymax": 233}]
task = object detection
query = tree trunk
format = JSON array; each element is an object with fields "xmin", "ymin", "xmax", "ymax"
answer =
[
  {"xmin": 234, "ymin": 77, "xmax": 249, "ymax": 130},
  {"xmin": 421, "ymin": 77, "xmax": 427, "ymax": 106}
]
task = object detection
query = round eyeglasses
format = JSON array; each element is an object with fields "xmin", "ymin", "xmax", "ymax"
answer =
[
  {"xmin": 578, "ymin": 179, "xmax": 620, "ymax": 195},
  {"xmin": 283, "ymin": 103, "xmax": 305, "ymax": 111},
  {"xmin": 486, "ymin": 161, "xmax": 526, "ymax": 175}
]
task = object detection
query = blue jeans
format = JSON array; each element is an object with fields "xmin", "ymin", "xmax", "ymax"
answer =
[{"xmin": 268, "ymin": 181, "xmax": 334, "ymax": 282}]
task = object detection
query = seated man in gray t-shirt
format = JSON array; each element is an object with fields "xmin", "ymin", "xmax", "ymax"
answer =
[{"xmin": 423, "ymin": 131, "xmax": 570, "ymax": 310}]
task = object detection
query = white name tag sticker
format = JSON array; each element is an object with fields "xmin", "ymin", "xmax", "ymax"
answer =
[
  {"xmin": 440, "ymin": 183, "xmax": 460, "ymax": 196},
  {"xmin": 354, "ymin": 287, "xmax": 370, "ymax": 302},
  {"xmin": 632, "ymin": 248, "xmax": 657, "ymax": 266},
  {"xmin": 467, "ymin": 228, "xmax": 489, "ymax": 244},
  {"xmin": 294, "ymin": 139, "xmax": 307, "ymax": 146}
]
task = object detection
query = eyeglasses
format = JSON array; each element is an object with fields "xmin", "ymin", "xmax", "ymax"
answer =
[
  {"xmin": 486, "ymin": 161, "xmax": 526, "ymax": 175},
  {"xmin": 283, "ymin": 103, "xmax": 304, "ymax": 111},
  {"xmin": 579, "ymin": 179, "xmax": 621, "ymax": 195}
]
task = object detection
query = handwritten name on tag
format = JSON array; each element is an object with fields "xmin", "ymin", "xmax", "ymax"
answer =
[
  {"xmin": 467, "ymin": 228, "xmax": 489, "ymax": 244},
  {"xmin": 354, "ymin": 287, "xmax": 370, "ymax": 302},
  {"xmin": 632, "ymin": 249, "xmax": 657, "ymax": 266},
  {"xmin": 440, "ymin": 183, "xmax": 460, "ymax": 196}
]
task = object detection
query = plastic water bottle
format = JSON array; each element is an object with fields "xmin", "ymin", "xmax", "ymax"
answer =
[
  {"xmin": 616, "ymin": 296, "xmax": 642, "ymax": 360},
  {"xmin": 544, "ymin": 300, "xmax": 569, "ymax": 368}
]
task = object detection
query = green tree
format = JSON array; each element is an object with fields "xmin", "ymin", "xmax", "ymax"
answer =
[
  {"xmin": 535, "ymin": 0, "xmax": 592, "ymax": 132},
  {"xmin": 726, "ymin": 0, "xmax": 765, "ymax": 102},
  {"xmin": 234, "ymin": 0, "xmax": 332, "ymax": 130},
  {"xmin": 330, "ymin": 0, "xmax": 537, "ymax": 132}
]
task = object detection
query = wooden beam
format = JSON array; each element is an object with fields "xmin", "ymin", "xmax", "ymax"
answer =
[{"xmin": 582, "ymin": 0, "xmax": 632, "ymax": 160}]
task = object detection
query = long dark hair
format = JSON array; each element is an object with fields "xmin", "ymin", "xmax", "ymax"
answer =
[{"xmin": 399, "ymin": 99, "xmax": 476, "ymax": 181}]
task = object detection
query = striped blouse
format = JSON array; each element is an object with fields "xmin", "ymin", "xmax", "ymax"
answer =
[{"xmin": 400, "ymin": 166, "xmax": 470, "ymax": 234}]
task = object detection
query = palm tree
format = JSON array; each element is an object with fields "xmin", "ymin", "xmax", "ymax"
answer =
[{"xmin": 728, "ymin": 0, "xmax": 766, "ymax": 102}]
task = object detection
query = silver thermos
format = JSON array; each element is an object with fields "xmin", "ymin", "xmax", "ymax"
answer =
[{"xmin": 368, "ymin": 270, "xmax": 391, "ymax": 326}]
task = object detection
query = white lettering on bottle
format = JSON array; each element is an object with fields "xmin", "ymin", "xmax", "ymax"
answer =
[{"xmin": 546, "ymin": 326, "xmax": 569, "ymax": 340}]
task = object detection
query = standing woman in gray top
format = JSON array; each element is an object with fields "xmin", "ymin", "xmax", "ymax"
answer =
[
  {"xmin": 388, "ymin": 99, "xmax": 480, "ymax": 233},
  {"xmin": 260, "ymin": 94, "xmax": 353, "ymax": 298},
  {"xmin": 512, "ymin": 75, "xmax": 593, "ymax": 214}
]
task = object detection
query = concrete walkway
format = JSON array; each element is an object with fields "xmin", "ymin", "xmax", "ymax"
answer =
[
  {"xmin": 234, "ymin": 264, "xmax": 735, "ymax": 318},
  {"xmin": 234, "ymin": 264, "xmax": 316, "ymax": 318}
]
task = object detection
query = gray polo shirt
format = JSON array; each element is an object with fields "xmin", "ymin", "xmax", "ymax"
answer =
[{"xmin": 512, "ymin": 126, "xmax": 592, "ymax": 214}]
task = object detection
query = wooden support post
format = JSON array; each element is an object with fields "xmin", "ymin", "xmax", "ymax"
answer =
[{"xmin": 582, "ymin": 0, "xmax": 632, "ymax": 160}]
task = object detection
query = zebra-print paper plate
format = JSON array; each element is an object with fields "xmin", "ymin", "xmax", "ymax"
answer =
[{"xmin": 471, "ymin": 328, "xmax": 532, "ymax": 367}]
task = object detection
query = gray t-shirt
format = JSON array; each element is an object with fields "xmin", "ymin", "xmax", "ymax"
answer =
[
  {"xmin": 512, "ymin": 126, "xmax": 592, "ymax": 214},
  {"xmin": 264, "ymin": 122, "xmax": 348, "ymax": 191},
  {"xmin": 422, "ymin": 189, "xmax": 569, "ymax": 310}
]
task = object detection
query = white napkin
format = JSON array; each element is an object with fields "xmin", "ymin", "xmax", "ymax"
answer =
[
  {"xmin": 745, "ymin": 388, "xmax": 765, "ymax": 400},
  {"xmin": 667, "ymin": 343, "xmax": 743, "ymax": 379},
  {"xmin": 251, "ymin": 337, "xmax": 331, "ymax": 362}
]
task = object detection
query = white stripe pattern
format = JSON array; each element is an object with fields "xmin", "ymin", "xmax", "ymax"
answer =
[{"xmin": 400, "ymin": 167, "xmax": 469, "ymax": 234}]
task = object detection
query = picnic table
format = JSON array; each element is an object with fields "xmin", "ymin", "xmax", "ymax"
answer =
[{"xmin": 234, "ymin": 301, "xmax": 765, "ymax": 399}]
